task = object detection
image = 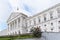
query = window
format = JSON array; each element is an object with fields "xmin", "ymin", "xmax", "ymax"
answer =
[
  {"xmin": 51, "ymin": 27, "xmax": 54, "ymax": 31},
  {"xmin": 58, "ymin": 21, "xmax": 60, "ymax": 23},
  {"xmin": 49, "ymin": 11, "xmax": 53, "ymax": 19},
  {"xmin": 34, "ymin": 18, "xmax": 36, "ymax": 25},
  {"xmin": 59, "ymin": 27, "xmax": 60, "ymax": 29},
  {"xmin": 57, "ymin": 8, "xmax": 60, "ymax": 17},
  {"xmin": 38, "ymin": 17, "xmax": 40, "ymax": 23},
  {"xmin": 57, "ymin": 8, "xmax": 60, "ymax": 13},
  {"xmin": 51, "ymin": 23, "xmax": 53, "ymax": 26},
  {"xmin": 59, "ymin": 27, "xmax": 60, "ymax": 32},
  {"xmin": 44, "ymin": 14, "xmax": 46, "ymax": 21},
  {"xmin": 44, "ymin": 17, "xmax": 46, "ymax": 21},
  {"xmin": 50, "ymin": 13, "xmax": 53, "ymax": 19},
  {"xmin": 44, "ymin": 24, "xmax": 46, "ymax": 26},
  {"xmin": 51, "ymin": 28, "xmax": 53, "ymax": 31},
  {"xmin": 19, "ymin": 30, "xmax": 20, "ymax": 34}
]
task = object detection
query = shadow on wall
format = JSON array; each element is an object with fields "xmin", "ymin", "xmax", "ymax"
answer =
[{"xmin": 42, "ymin": 32, "xmax": 60, "ymax": 40}]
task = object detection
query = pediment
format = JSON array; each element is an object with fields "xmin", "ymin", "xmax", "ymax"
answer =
[{"xmin": 7, "ymin": 12, "xmax": 20, "ymax": 22}]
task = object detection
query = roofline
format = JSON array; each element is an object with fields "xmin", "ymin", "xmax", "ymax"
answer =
[
  {"xmin": 7, "ymin": 12, "xmax": 28, "ymax": 23},
  {"xmin": 26, "ymin": 3, "xmax": 60, "ymax": 20}
]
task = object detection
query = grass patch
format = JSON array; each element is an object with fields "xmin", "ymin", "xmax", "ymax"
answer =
[
  {"xmin": 0, "ymin": 38, "xmax": 11, "ymax": 40},
  {"xmin": 0, "ymin": 34, "xmax": 33, "ymax": 40},
  {"xmin": 0, "ymin": 33, "xmax": 42, "ymax": 40},
  {"xmin": 17, "ymin": 34, "xmax": 33, "ymax": 39}
]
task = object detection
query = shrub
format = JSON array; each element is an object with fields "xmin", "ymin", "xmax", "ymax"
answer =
[{"xmin": 30, "ymin": 27, "xmax": 42, "ymax": 38}]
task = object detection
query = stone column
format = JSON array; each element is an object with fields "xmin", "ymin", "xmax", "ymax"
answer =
[
  {"xmin": 14, "ymin": 21, "xmax": 15, "ymax": 29},
  {"xmin": 20, "ymin": 17, "xmax": 23, "ymax": 34},
  {"xmin": 15, "ymin": 20, "xmax": 17, "ymax": 28},
  {"xmin": 8, "ymin": 24, "xmax": 10, "ymax": 35},
  {"xmin": 12, "ymin": 22, "xmax": 13, "ymax": 30},
  {"xmin": 19, "ymin": 17, "xmax": 20, "ymax": 27},
  {"xmin": 11, "ymin": 22, "xmax": 12, "ymax": 30},
  {"xmin": 10, "ymin": 23, "xmax": 11, "ymax": 31},
  {"xmin": 13, "ymin": 21, "xmax": 14, "ymax": 29},
  {"xmin": 8, "ymin": 24, "xmax": 10, "ymax": 31}
]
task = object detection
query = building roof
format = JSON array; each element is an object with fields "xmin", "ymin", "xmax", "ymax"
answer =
[{"xmin": 26, "ymin": 3, "xmax": 60, "ymax": 20}]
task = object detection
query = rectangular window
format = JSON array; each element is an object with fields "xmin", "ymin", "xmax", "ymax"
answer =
[
  {"xmin": 44, "ymin": 17, "xmax": 46, "ymax": 21},
  {"xmin": 57, "ymin": 8, "xmax": 60, "ymax": 13},
  {"xmin": 34, "ymin": 18, "xmax": 36, "ymax": 25},
  {"xmin": 38, "ymin": 17, "xmax": 40, "ymax": 23},
  {"xmin": 57, "ymin": 8, "xmax": 60, "ymax": 17},
  {"xmin": 29, "ymin": 20, "xmax": 31, "ymax": 26},
  {"xmin": 49, "ymin": 11, "xmax": 53, "ymax": 19},
  {"xmin": 44, "ymin": 14, "xmax": 46, "ymax": 21},
  {"xmin": 59, "ymin": 27, "xmax": 60, "ymax": 32},
  {"xmin": 50, "ymin": 13, "xmax": 53, "ymax": 19},
  {"xmin": 51, "ymin": 23, "xmax": 53, "ymax": 26},
  {"xmin": 58, "ymin": 21, "xmax": 60, "ymax": 23}
]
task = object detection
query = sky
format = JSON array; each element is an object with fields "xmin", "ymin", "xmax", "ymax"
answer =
[{"xmin": 0, "ymin": 0, "xmax": 60, "ymax": 31}]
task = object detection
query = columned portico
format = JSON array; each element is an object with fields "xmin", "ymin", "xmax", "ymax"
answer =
[{"xmin": 7, "ymin": 12, "xmax": 28, "ymax": 35}]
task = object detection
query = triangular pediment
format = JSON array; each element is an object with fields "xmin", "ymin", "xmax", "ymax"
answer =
[
  {"xmin": 7, "ymin": 12, "xmax": 28, "ymax": 22},
  {"xmin": 7, "ymin": 12, "xmax": 21, "ymax": 22}
]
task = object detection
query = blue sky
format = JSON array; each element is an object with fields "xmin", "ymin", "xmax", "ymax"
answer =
[{"xmin": 0, "ymin": 0, "xmax": 60, "ymax": 31}]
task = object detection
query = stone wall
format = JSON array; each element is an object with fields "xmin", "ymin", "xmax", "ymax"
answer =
[
  {"xmin": 0, "ymin": 29, "xmax": 8, "ymax": 36},
  {"xmin": 42, "ymin": 32, "xmax": 60, "ymax": 40}
]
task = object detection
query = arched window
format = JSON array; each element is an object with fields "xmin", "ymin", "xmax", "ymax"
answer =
[
  {"xmin": 56, "ymin": 8, "xmax": 60, "ymax": 17},
  {"xmin": 57, "ymin": 8, "xmax": 60, "ymax": 13},
  {"xmin": 49, "ymin": 11, "xmax": 53, "ymax": 19},
  {"xmin": 38, "ymin": 17, "xmax": 40, "ymax": 23},
  {"xmin": 43, "ymin": 14, "xmax": 46, "ymax": 21}
]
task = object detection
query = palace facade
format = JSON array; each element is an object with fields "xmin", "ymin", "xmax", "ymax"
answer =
[
  {"xmin": 7, "ymin": 3, "xmax": 60, "ymax": 35},
  {"xmin": 0, "ymin": 3, "xmax": 60, "ymax": 36}
]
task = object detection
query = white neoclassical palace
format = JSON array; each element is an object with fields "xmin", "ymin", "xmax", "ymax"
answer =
[{"xmin": 0, "ymin": 3, "xmax": 60, "ymax": 36}]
